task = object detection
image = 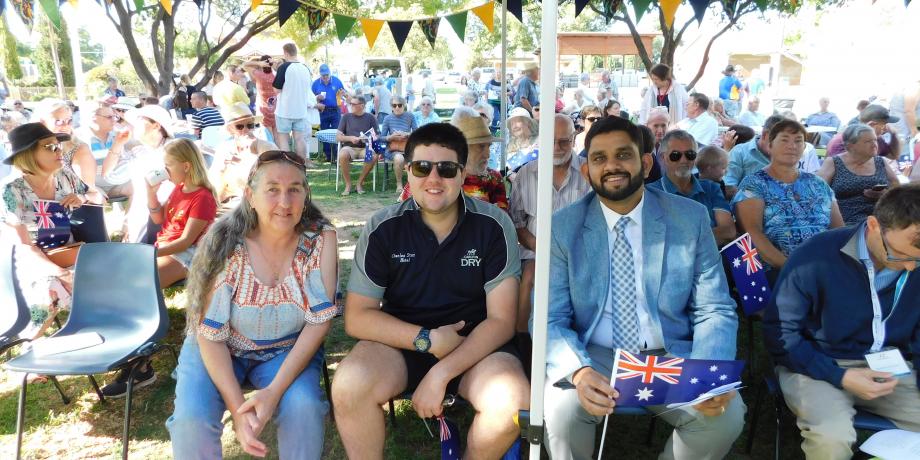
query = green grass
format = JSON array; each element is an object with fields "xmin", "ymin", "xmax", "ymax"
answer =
[{"xmin": 1, "ymin": 163, "xmax": 827, "ymax": 459}]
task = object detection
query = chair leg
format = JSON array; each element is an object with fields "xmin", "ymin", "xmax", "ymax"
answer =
[
  {"xmin": 388, "ymin": 399, "xmax": 397, "ymax": 427},
  {"xmin": 774, "ymin": 394, "xmax": 783, "ymax": 460},
  {"xmin": 335, "ymin": 155, "xmax": 341, "ymax": 192},
  {"xmin": 322, "ymin": 358, "xmax": 334, "ymax": 422},
  {"xmin": 746, "ymin": 382, "xmax": 765, "ymax": 454},
  {"xmin": 122, "ymin": 361, "xmax": 141, "ymax": 460},
  {"xmin": 645, "ymin": 416, "xmax": 656, "ymax": 447},
  {"xmin": 50, "ymin": 376, "xmax": 70, "ymax": 404},
  {"xmin": 88, "ymin": 375, "xmax": 105, "ymax": 402},
  {"xmin": 747, "ymin": 318, "xmax": 755, "ymax": 382},
  {"xmin": 16, "ymin": 373, "xmax": 28, "ymax": 460}
]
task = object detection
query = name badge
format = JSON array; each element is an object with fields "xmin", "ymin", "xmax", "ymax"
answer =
[{"xmin": 864, "ymin": 347, "xmax": 911, "ymax": 377}]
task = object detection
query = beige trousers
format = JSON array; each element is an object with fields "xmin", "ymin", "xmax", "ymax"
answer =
[{"xmin": 776, "ymin": 360, "xmax": 920, "ymax": 460}]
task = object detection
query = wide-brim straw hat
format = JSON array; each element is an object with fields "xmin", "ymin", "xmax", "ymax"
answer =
[
  {"xmin": 125, "ymin": 105, "xmax": 174, "ymax": 137},
  {"xmin": 454, "ymin": 116, "xmax": 501, "ymax": 145},
  {"xmin": 221, "ymin": 102, "xmax": 263, "ymax": 124}
]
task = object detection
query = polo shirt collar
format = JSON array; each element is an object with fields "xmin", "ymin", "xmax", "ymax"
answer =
[
  {"xmin": 841, "ymin": 222, "xmax": 863, "ymax": 262},
  {"xmin": 408, "ymin": 192, "xmax": 471, "ymax": 232},
  {"xmin": 659, "ymin": 174, "xmax": 704, "ymax": 198}
]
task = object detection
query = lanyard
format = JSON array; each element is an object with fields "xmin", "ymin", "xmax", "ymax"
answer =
[{"xmin": 865, "ymin": 262, "xmax": 909, "ymax": 353}]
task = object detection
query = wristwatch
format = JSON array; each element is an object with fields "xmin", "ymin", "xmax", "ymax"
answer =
[{"xmin": 413, "ymin": 328, "xmax": 431, "ymax": 353}]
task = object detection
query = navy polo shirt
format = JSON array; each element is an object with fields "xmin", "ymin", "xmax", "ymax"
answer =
[
  {"xmin": 647, "ymin": 175, "xmax": 731, "ymax": 227},
  {"xmin": 348, "ymin": 195, "xmax": 521, "ymax": 335}
]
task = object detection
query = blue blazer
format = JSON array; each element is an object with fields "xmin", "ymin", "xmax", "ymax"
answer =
[{"xmin": 544, "ymin": 187, "xmax": 738, "ymax": 383}]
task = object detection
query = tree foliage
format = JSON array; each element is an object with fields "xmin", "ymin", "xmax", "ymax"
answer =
[
  {"xmin": 34, "ymin": 13, "xmax": 76, "ymax": 87},
  {"xmin": 79, "ymin": 29, "xmax": 104, "ymax": 72},
  {"xmin": 101, "ymin": 0, "xmax": 278, "ymax": 96},
  {"xmin": 1, "ymin": 16, "xmax": 23, "ymax": 81}
]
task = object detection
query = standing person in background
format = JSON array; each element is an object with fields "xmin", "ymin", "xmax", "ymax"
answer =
[
  {"xmin": 212, "ymin": 65, "xmax": 250, "ymax": 111},
  {"xmin": 273, "ymin": 43, "xmax": 318, "ymax": 165},
  {"xmin": 514, "ymin": 62, "xmax": 540, "ymax": 115},
  {"xmin": 404, "ymin": 75, "xmax": 416, "ymax": 112},
  {"xmin": 102, "ymin": 77, "xmax": 126, "ymax": 101},
  {"xmin": 243, "ymin": 55, "xmax": 279, "ymax": 144},
  {"xmin": 638, "ymin": 63, "xmax": 688, "ymax": 125},
  {"xmin": 421, "ymin": 71, "xmax": 436, "ymax": 106},
  {"xmin": 467, "ymin": 69, "xmax": 483, "ymax": 102},
  {"xmin": 312, "ymin": 64, "xmax": 346, "ymax": 162},
  {"xmin": 718, "ymin": 65, "xmax": 744, "ymax": 119},
  {"xmin": 598, "ymin": 70, "xmax": 619, "ymax": 102},
  {"xmin": 372, "ymin": 79, "xmax": 393, "ymax": 126},
  {"xmin": 484, "ymin": 67, "xmax": 506, "ymax": 130}
]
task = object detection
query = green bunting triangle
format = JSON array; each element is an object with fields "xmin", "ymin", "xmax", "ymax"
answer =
[
  {"xmin": 445, "ymin": 11, "xmax": 467, "ymax": 42},
  {"xmin": 38, "ymin": 0, "xmax": 62, "ymax": 30},
  {"xmin": 631, "ymin": 0, "xmax": 653, "ymax": 21},
  {"xmin": 333, "ymin": 14, "xmax": 356, "ymax": 43},
  {"xmin": 134, "ymin": 0, "xmax": 145, "ymax": 12}
]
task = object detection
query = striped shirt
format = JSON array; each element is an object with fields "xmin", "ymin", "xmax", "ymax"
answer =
[
  {"xmin": 190, "ymin": 107, "xmax": 225, "ymax": 137},
  {"xmin": 380, "ymin": 112, "xmax": 417, "ymax": 138},
  {"xmin": 510, "ymin": 156, "xmax": 591, "ymax": 259}
]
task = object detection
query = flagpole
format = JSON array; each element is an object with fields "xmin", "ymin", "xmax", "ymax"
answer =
[
  {"xmin": 499, "ymin": 0, "xmax": 508, "ymax": 171},
  {"xmin": 528, "ymin": 0, "xmax": 558, "ymax": 457},
  {"xmin": 597, "ymin": 349, "xmax": 622, "ymax": 460}
]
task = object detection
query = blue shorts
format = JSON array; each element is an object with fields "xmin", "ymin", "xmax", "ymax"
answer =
[
  {"xmin": 276, "ymin": 116, "xmax": 307, "ymax": 134},
  {"xmin": 169, "ymin": 245, "xmax": 197, "ymax": 269}
]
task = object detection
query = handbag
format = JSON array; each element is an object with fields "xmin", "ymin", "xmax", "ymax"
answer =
[
  {"xmin": 387, "ymin": 137, "xmax": 408, "ymax": 152},
  {"xmin": 45, "ymin": 242, "xmax": 83, "ymax": 268}
]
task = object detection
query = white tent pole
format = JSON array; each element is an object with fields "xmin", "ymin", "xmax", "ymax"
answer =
[
  {"xmin": 499, "ymin": 0, "xmax": 508, "ymax": 170},
  {"xmin": 528, "ymin": 0, "xmax": 558, "ymax": 456}
]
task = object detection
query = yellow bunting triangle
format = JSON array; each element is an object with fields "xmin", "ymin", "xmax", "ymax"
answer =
[
  {"xmin": 160, "ymin": 0, "xmax": 172, "ymax": 15},
  {"xmin": 251, "ymin": 0, "xmax": 263, "ymax": 12},
  {"xmin": 360, "ymin": 18, "xmax": 385, "ymax": 49},
  {"xmin": 68, "ymin": 0, "xmax": 79, "ymax": 7},
  {"xmin": 660, "ymin": 0, "xmax": 680, "ymax": 28},
  {"xmin": 471, "ymin": 2, "xmax": 494, "ymax": 32}
]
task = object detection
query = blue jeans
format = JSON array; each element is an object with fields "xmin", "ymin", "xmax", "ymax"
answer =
[{"xmin": 166, "ymin": 336, "xmax": 328, "ymax": 460}]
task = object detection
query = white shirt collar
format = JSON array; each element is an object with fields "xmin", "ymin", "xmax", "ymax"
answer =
[{"xmin": 599, "ymin": 191, "xmax": 645, "ymax": 233}]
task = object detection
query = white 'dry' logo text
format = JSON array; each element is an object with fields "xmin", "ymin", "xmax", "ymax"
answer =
[{"xmin": 460, "ymin": 249, "xmax": 481, "ymax": 267}]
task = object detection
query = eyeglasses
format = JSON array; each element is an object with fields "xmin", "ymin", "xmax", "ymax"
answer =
[
  {"xmin": 554, "ymin": 138, "xmax": 573, "ymax": 148},
  {"xmin": 43, "ymin": 143, "xmax": 63, "ymax": 153},
  {"xmin": 53, "ymin": 118, "xmax": 73, "ymax": 127},
  {"xmin": 533, "ymin": 107, "xmax": 541, "ymax": 112},
  {"xmin": 113, "ymin": 108, "xmax": 127, "ymax": 113},
  {"xmin": 408, "ymin": 160, "xmax": 464, "ymax": 179},
  {"xmin": 420, "ymin": 103, "xmax": 432, "ymax": 106},
  {"xmin": 95, "ymin": 113, "xmax": 116, "ymax": 120},
  {"xmin": 585, "ymin": 116, "xmax": 602, "ymax": 123},
  {"xmin": 234, "ymin": 122, "xmax": 257, "ymax": 130},
  {"xmin": 668, "ymin": 150, "xmax": 697, "ymax": 162},
  {"xmin": 880, "ymin": 231, "xmax": 920, "ymax": 263},
  {"xmin": 391, "ymin": 104, "xmax": 404, "ymax": 108},
  {"xmin": 349, "ymin": 101, "xmax": 365, "ymax": 106}
]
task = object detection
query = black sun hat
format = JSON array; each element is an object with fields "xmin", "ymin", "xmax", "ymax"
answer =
[{"xmin": 3, "ymin": 122, "xmax": 71, "ymax": 165}]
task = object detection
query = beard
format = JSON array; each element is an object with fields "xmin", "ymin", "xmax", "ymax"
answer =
[
  {"xmin": 590, "ymin": 164, "xmax": 645, "ymax": 202},
  {"xmin": 553, "ymin": 150, "xmax": 572, "ymax": 166}
]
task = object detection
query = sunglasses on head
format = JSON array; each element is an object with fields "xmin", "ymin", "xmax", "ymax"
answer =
[
  {"xmin": 235, "ymin": 122, "xmax": 258, "ymax": 130},
  {"xmin": 668, "ymin": 150, "xmax": 697, "ymax": 162},
  {"xmin": 256, "ymin": 150, "xmax": 306, "ymax": 169},
  {"xmin": 408, "ymin": 160, "xmax": 464, "ymax": 179}
]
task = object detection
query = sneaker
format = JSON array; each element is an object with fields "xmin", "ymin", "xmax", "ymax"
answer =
[{"xmin": 100, "ymin": 365, "xmax": 156, "ymax": 398}]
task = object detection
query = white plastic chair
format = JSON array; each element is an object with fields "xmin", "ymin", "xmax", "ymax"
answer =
[{"xmin": 335, "ymin": 142, "xmax": 377, "ymax": 192}]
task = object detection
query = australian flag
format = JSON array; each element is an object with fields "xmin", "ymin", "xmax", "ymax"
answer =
[
  {"xmin": 721, "ymin": 233, "xmax": 772, "ymax": 315},
  {"xmin": 362, "ymin": 128, "xmax": 386, "ymax": 162},
  {"xmin": 506, "ymin": 148, "xmax": 539, "ymax": 172},
  {"xmin": 612, "ymin": 349, "xmax": 745, "ymax": 407},
  {"xmin": 33, "ymin": 200, "xmax": 71, "ymax": 250}
]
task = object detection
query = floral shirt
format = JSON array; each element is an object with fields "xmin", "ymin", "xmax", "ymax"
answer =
[
  {"xmin": 1, "ymin": 167, "xmax": 87, "ymax": 243},
  {"xmin": 398, "ymin": 169, "xmax": 509, "ymax": 212},
  {"xmin": 198, "ymin": 224, "xmax": 336, "ymax": 361},
  {"xmin": 731, "ymin": 169, "xmax": 834, "ymax": 258}
]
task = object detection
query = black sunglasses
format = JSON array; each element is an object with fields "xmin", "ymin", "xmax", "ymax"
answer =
[
  {"xmin": 391, "ymin": 104, "xmax": 404, "ymax": 108},
  {"xmin": 235, "ymin": 122, "xmax": 258, "ymax": 130},
  {"xmin": 585, "ymin": 116, "xmax": 602, "ymax": 123},
  {"xmin": 408, "ymin": 160, "xmax": 464, "ymax": 179},
  {"xmin": 668, "ymin": 150, "xmax": 697, "ymax": 162}
]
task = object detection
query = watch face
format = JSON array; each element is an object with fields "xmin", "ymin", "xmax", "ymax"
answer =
[{"xmin": 414, "ymin": 337, "xmax": 430, "ymax": 351}]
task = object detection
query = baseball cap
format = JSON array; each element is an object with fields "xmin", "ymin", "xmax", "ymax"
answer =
[
  {"xmin": 319, "ymin": 64, "xmax": 331, "ymax": 76},
  {"xmin": 859, "ymin": 105, "xmax": 900, "ymax": 124}
]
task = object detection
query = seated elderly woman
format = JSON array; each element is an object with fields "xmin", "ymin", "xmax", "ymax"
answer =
[
  {"xmin": 0, "ymin": 123, "xmax": 102, "ymax": 338},
  {"xmin": 380, "ymin": 96, "xmax": 417, "ymax": 191},
  {"xmin": 209, "ymin": 103, "xmax": 277, "ymax": 211},
  {"xmin": 505, "ymin": 107, "xmax": 539, "ymax": 172},
  {"xmin": 709, "ymin": 98, "xmax": 736, "ymax": 127},
  {"xmin": 167, "ymin": 150, "xmax": 337, "ymax": 459},
  {"xmin": 38, "ymin": 99, "xmax": 96, "ymax": 191},
  {"xmin": 733, "ymin": 119, "xmax": 844, "ymax": 280},
  {"xmin": 816, "ymin": 124, "xmax": 900, "ymax": 225}
]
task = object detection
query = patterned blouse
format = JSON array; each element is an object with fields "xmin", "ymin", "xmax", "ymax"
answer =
[
  {"xmin": 1, "ymin": 167, "xmax": 88, "ymax": 243},
  {"xmin": 732, "ymin": 169, "xmax": 834, "ymax": 258},
  {"xmin": 198, "ymin": 224, "xmax": 336, "ymax": 360}
]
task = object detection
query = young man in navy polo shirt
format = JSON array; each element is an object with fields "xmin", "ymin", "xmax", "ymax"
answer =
[{"xmin": 332, "ymin": 123, "xmax": 529, "ymax": 459}]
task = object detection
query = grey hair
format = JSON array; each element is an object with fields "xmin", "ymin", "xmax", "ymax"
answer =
[
  {"xmin": 184, "ymin": 160, "xmax": 329, "ymax": 332},
  {"xmin": 419, "ymin": 96, "xmax": 433, "ymax": 106},
  {"xmin": 843, "ymin": 123, "xmax": 875, "ymax": 145},
  {"xmin": 38, "ymin": 98, "xmax": 70, "ymax": 119},
  {"xmin": 660, "ymin": 129, "xmax": 697, "ymax": 155},
  {"xmin": 451, "ymin": 106, "xmax": 480, "ymax": 125},
  {"xmin": 473, "ymin": 101, "xmax": 494, "ymax": 124},
  {"xmin": 391, "ymin": 95, "xmax": 406, "ymax": 105},
  {"xmin": 647, "ymin": 106, "xmax": 670, "ymax": 122}
]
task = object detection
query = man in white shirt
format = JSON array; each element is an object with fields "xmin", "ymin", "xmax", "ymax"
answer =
[
  {"xmin": 273, "ymin": 42, "xmax": 318, "ymax": 164},
  {"xmin": 676, "ymin": 93, "xmax": 719, "ymax": 146},
  {"xmin": 738, "ymin": 97, "xmax": 766, "ymax": 129}
]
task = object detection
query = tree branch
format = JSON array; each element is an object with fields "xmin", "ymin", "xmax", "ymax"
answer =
[{"xmin": 685, "ymin": 0, "xmax": 753, "ymax": 88}]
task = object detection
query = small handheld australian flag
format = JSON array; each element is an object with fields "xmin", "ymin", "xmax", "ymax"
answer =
[
  {"xmin": 32, "ymin": 200, "xmax": 71, "ymax": 250},
  {"xmin": 612, "ymin": 349, "xmax": 745, "ymax": 407},
  {"xmin": 720, "ymin": 233, "xmax": 772, "ymax": 315}
]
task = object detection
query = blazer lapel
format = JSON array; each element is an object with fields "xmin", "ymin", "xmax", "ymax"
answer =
[
  {"xmin": 642, "ymin": 191, "xmax": 666, "ymax": 310},
  {"xmin": 583, "ymin": 197, "xmax": 610, "ymax": 311}
]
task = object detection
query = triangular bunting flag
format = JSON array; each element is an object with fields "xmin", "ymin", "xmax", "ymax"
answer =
[
  {"xmin": 906, "ymin": 0, "xmax": 911, "ymax": 6},
  {"xmin": 38, "ymin": 0, "xmax": 62, "ymax": 27},
  {"xmin": 11, "ymin": 0, "xmax": 35, "ymax": 31},
  {"xmin": 500, "ymin": 0, "xmax": 523, "ymax": 22},
  {"xmin": 133, "ymin": 0, "xmax": 143, "ymax": 11},
  {"xmin": 660, "ymin": 0, "xmax": 680, "ymax": 28},
  {"xmin": 387, "ymin": 21, "xmax": 413, "ymax": 52},
  {"xmin": 360, "ymin": 18, "xmax": 384, "ymax": 49},
  {"xmin": 0, "ymin": 0, "xmax": 5, "ymax": 16},
  {"xmin": 631, "ymin": 0, "xmax": 652, "ymax": 21},
  {"xmin": 602, "ymin": 0, "xmax": 624, "ymax": 23},
  {"xmin": 689, "ymin": 0, "xmax": 708, "ymax": 22},
  {"xmin": 418, "ymin": 17, "xmax": 440, "ymax": 48},
  {"xmin": 278, "ymin": 0, "xmax": 299, "ymax": 26},
  {"xmin": 251, "ymin": 0, "xmax": 262, "ymax": 12},
  {"xmin": 575, "ymin": 0, "xmax": 589, "ymax": 17},
  {"xmin": 305, "ymin": 6, "xmax": 329, "ymax": 35},
  {"xmin": 471, "ymin": 2, "xmax": 494, "ymax": 32},
  {"xmin": 333, "ymin": 14, "xmax": 356, "ymax": 43},
  {"xmin": 445, "ymin": 11, "xmax": 467, "ymax": 41}
]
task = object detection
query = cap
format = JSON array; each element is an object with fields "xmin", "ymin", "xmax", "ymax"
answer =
[
  {"xmin": 859, "ymin": 104, "xmax": 900, "ymax": 124},
  {"xmin": 319, "ymin": 64, "xmax": 331, "ymax": 76},
  {"xmin": 723, "ymin": 65, "xmax": 736, "ymax": 74}
]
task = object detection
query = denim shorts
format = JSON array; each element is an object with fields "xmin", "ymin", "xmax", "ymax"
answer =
[
  {"xmin": 169, "ymin": 245, "xmax": 197, "ymax": 269},
  {"xmin": 276, "ymin": 116, "xmax": 307, "ymax": 134}
]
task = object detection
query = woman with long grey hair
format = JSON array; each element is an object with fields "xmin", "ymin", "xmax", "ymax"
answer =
[{"xmin": 167, "ymin": 150, "xmax": 338, "ymax": 459}]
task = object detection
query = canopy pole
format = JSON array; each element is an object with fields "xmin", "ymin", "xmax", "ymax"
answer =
[
  {"xmin": 499, "ymin": 0, "xmax": 508, "ymax": 171},
  {"xmin": 528, "ymin": 0, "xmax": 558, "ymax": 456}
]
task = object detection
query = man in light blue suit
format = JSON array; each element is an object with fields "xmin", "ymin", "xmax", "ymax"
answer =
[{"xmin": 542, "ymin": 117, "xmax": 744, "ymax": 460}]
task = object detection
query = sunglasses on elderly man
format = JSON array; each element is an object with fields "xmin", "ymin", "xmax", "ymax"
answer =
[
  {"xmin": 235, "ymin": 122, "xmax": 258, "ymax": 131},
  {"xmin": 391, "ymin": 104, "xmax": 404, "ymax": 109},
  {"xmin": 53, "ymin": 118, "xmax": 73, "ymax": 127},
  {"xmin": 408, "ymin": 160, "xmax": 464, "ymax": 179},
  {"xmin": 668, "ymin": 150, "xmax": 697, "ymax": 162}
]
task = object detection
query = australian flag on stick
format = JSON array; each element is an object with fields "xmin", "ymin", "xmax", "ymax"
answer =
[
  {"xmin": 32, "ymin": 200, "xmax": 71, "ymax": 250},
  {"xmin": 720, "ymin": 233, "xmax": 772, "ymax": 315},
  {"xmin": 611, "ymin": 349, "xmax": 745, "ymax": 408}
]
